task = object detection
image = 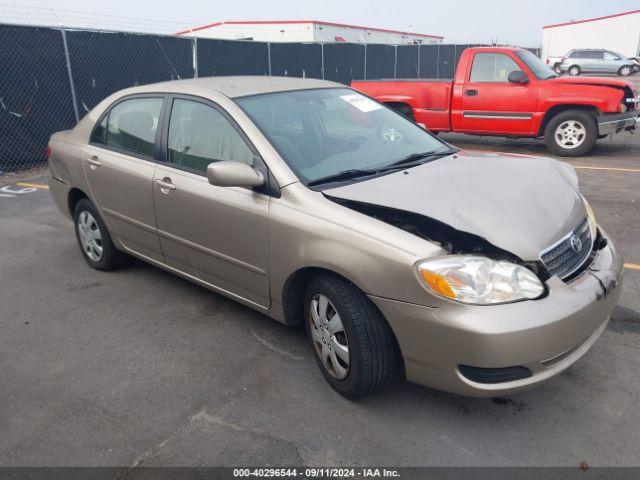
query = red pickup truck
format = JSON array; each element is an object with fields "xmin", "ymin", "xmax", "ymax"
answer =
[{"xmin": 352, "ymin": 47, "xmax": 639, "ymax": 156}]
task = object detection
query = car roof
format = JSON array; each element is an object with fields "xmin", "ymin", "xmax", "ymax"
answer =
[{"xmin": 124, "ymin": 76, "xmax": 341, "ymax": 98}]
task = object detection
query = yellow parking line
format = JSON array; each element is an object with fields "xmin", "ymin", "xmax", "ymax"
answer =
[
  {"xmin": 572, "ymin": 165, "xmax": 640, "ymax": 173},
  {"xmin": 16, "ymin": 182, "xmax": 49, "ymax": 190},
  {"xmin": 625, "ymin": 263, "xmax": 640, "ymax": 271}
]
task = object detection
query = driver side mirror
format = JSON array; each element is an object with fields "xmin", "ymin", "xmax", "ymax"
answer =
[
  {"xmin": 508, "ymin": 70, "xmax": 530, "ymax": 84},
  {"xmin": 207, "ymin": 161, "xmax": 265, "ymax": 188}
]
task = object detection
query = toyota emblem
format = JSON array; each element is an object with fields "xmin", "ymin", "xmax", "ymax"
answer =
[{"xmin": 570, "ymin": 234, "xmax": 582, "ymax": 253}]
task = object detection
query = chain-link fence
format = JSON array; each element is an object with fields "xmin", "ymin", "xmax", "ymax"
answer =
[{"xmin": 0, "ymin": 22, "xmax": 541, "ymax": 173}]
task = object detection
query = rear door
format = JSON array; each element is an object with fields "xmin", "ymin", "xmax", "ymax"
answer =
[
  {"xmin": 152, "ymin": 95, "xmax": 270, "ymax": 308},
  {"xmin": 459, "ymin": 52, "xmax": 537, "ymax": 135},
  {"xmin": 580, "ymin": 50, "xmax": 603, "ymax": 72},
  {"xmin": 84, "ymin": 95, "xmax": 165, "ymax": 262}
]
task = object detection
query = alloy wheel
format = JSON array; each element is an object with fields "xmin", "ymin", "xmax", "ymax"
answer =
[
  {"xmin": 555, "ymin": 120, "xmax": 586, "ymax": 149},
  {"xmin": 308, "ymin": 293, "xmax": 350, "ymax": 380}
]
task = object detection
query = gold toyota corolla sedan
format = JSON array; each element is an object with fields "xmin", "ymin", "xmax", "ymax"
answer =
[{"xmin": 47, "ymin": 77, "xmax": 623, "ymax": 398}]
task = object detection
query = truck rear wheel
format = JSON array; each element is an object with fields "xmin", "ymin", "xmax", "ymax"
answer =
[
  {"xmin": 544, "ymin": 110, "xmax": 598, "ymax": 157},
  {"xmin": 387, "ymin": 103, "xmax": 415, "ymax": 121}
]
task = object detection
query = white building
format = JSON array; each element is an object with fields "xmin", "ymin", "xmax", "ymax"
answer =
[
  {"xmin": 175, "ymin": 20, "xmax": 443, "ymax": 45},
  {"xmin": 542, "ymin": 9, "xmax": 640, "ymax": 61}
]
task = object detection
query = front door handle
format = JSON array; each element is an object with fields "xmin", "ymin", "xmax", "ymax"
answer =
[
  {"xmin": 154, "ymin": 178, "xmax": 176, "ymax": 192},
  {"xmin": 86, "ymin": 156, "xmax": 102, "ymax": 169},
  {"xmin": 465, "ymin": 89, "xmax": 479, "ymax": 97}
]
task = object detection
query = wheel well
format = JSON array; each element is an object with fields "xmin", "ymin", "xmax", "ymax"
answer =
[
  {"xmin": 67, "ymin": 188, "xmax": 88, "ymax": 218},
  {"xmin": 539, "ymin": 105, "xmax": 599, "ymax": 136},
  {"xmin": 384, "ymin": 102, "xmax": 414, "ymax": 120}
]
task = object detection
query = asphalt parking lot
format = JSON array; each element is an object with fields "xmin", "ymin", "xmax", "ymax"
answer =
[{"xmin": 1, "ymin": 118, "xmax": 639, "ymax": 468}]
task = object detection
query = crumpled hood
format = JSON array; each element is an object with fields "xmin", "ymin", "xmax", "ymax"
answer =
[
  {"xmin": 547, "ymin": 76, "xmax": 634, "ymax": 90},
  {"xmin": 324, "ymin": 151, "xmax": 586, "ymax": 261}
]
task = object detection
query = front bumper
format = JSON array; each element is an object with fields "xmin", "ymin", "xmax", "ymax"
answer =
[
  {"xmin": 370, "ymin": 232, "xmax": 623, "ymax": 397},
  {"xmin": 597, "ymin": 111, "xmax": 640, "ymax": 136}
]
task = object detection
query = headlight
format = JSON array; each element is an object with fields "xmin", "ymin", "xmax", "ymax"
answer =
[
  {"xmin": 416, "ymin": 256, "xmax": 544, "ymax": 305},
  {"xmin": 582, "ymin": 195, "xmax": 597, "ymax": 237}
]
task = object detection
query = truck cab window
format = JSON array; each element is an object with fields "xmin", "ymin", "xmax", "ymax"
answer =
[{"xmin": 470, "ymin": 53, "xmax": 522, "ymax": 82}]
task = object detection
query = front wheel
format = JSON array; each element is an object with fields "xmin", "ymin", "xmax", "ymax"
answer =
[
  {"xmin": 544, "ymin": 110, "xmax": 598, "ymax": 157},
  {"xmin": 568, "ymin": 65, "xmax": 581, "ymax": 76},
  {"xmin": 304, "ymin": 274, "xmax": 401, "ymax": 398},
  {"xmin": 618, "ymin": 65, "xmax": 632, "ymax": 76}
]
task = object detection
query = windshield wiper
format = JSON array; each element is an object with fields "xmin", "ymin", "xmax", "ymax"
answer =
[
  {"xmin": 380, "ymin": 150, "xmax": 451, "ymax": 171},
  {"xmin": 307, "ymin": 168, "xmax": 380, "ymax": 187},
  {"xmin": 307, "ymin": 150, "xmax": 453, "ymax": 187}
]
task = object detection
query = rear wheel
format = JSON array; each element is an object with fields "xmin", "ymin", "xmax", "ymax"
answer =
[
  {"xmin": 544, "ymin": 110, "xmax": 598, "ymax": 157},
  {"xmin": 568, "ymin": 65, "xmax": 581, "ymax": 76},
  {"xmin": 618, "ymin": 65, "xmax": 632, "ymax": 76},
  {"xmin": 74, "ymin": 198, "xmax": 124, "ymax": 270},
  {"xmin": 388, "ymin": 103, "xmax": 415, "ymax": 121},
  {"xmin": 304, "ymin": 274, "xmax": 401, "ymax": 398}
]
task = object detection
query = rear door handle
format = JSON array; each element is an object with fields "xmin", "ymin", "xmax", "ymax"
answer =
[
  {"xmin": 154, "ymin": 178, "xmax": 176, "ymax": 192},
  {"xmin": 86, "ymin": 156, "xmax": 102, "ymax": 168},
  {"xmin": 465, "ymin": 89, "xmax": 478, "ymax": 97}
]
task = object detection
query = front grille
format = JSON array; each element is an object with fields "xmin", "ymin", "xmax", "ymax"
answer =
[{"xmin": 540, "ymin": 218, "xmax": 593, "ymax": 280}]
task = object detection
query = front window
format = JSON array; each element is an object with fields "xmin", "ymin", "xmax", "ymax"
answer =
[
  {"xmin": 167, "ymin": 98, "xmax": 255, "ymax": 174},
  {"xmin": 515, "ymin": 50, "xmax": 557, "ymax": 80},
  {"xmin": 235, "ymin": 88, "xmax": 452, "ymax": 187},
  {"xmin": 469, "ymin": 53, "xmax": 522, "ymax": 82}
]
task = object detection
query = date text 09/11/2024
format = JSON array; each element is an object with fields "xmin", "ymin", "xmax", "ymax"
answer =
[{"xmin": 232, "ymin": 468, "xmax": 401, "ymax": 478}]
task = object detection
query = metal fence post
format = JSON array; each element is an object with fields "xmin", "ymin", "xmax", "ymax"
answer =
[
  {"xmin": 192, "ymin": 37, "xmax": 199, "ymax": 78},
  {"xmin": 363, "ymin": 43, "xmax": 367, "ymax": 80},
  {"xmin": 321, "ymin": 43, "xmax": 325, "ymax": 80},
  {"xmin": 417, "ymin": 44, "xmax": 421, "ymax": 78},
  {"xmin": 60, "ymin": 27, "xmax": 80, "ymax": 123},
  {"xmin": 394, "ymin": 45, "xmax": 397, "ymax": 79},
  {"xmin": 267, "ymin": 42, "xmax": 272, "ymax": 76},
  {"xmin": 436, "ymin": 44, "xmax": 440, "ymax": 79}
]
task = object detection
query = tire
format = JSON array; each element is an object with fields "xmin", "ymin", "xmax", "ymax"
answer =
[
  {"xmin": 568, "ymin": 65, "xmax": 581, "ymax": 76},
  {"xmin": 304, "ymin": 274, "xmax": 401, "ymax": 399},
  {"xmin": 618, "ymin": 65, "xmax": 632, "ymax": 76},
  {"xmin": 389, "ymin": 103, "xmax": 415, "ymax": 121},
  {"xmin": 553, "ymin": 64, "xmax": 562, "ymax": 74},
  {"xmin": 544, "ymin": 110, "xmax": 598, "ymax": 157},
  {"xmin": 74, "ymin": 198, "xmax": 124, "ymax": 271}
]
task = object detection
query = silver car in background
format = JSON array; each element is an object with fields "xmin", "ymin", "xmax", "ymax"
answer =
[{"xmin": 559, "ymin": 49, "xmax": 639, "ymax": 76}]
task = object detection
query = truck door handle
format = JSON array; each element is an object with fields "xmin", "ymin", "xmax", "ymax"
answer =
[
  {"xmin": 465, "ymin": 89, "xmax": 478, "ymax": 97},
  {"xmin": 154, "ymin": 178, "xmax": 176, "ymax": 192},
  {"xmin": 86, "ymin": 156, "xmax": 101, "ymax": 169}
]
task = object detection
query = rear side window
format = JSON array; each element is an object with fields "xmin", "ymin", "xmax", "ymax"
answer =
[
  {"xmin": 469, "ymin": 53, "xmax": 522, "ymax": 82},
  {"xmin": 167, "ymin": 99, "xmax": 255, "ymax": 174},
  {"xmin": 105, "ymin": 97, "xmax": 163, "ymax": 157}
]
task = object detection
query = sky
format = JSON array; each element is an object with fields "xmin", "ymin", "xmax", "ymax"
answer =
[{"xmin": 2, "ymin": 0, "xmax": 639, "ymax": 46}]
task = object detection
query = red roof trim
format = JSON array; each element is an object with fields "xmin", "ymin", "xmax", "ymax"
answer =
[
  {"xmin": 175, "ymin": 20, "xmax": 443, "ymax": 39},
  {"xmin": 543, "ymin": 9, "xmax": 640, "ymax": 29}
]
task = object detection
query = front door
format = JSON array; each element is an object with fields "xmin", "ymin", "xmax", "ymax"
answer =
[
  {"xmin": 460, "ymin": 52, "xmax": 538, "ymax": 135},
  {"xmin": 83, "ymin": 95, "xmax": 164, "ymax": 262},
  {"xmin": 152, "ymin": 96, "xmax": 270, "ymax": 308}
]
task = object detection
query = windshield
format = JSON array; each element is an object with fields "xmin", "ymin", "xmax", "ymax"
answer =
[
  {"xmin": 235, "ymin": 88, "xmax": 453, "ymax": 186},
  {"xmin": 516, "ymin": 50, "xmax": 557, "ymax": 80}
]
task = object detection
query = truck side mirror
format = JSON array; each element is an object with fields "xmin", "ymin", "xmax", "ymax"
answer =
[{"xmin": 508, "ymin": 71, "xmax": 530, "ymax": 84}]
